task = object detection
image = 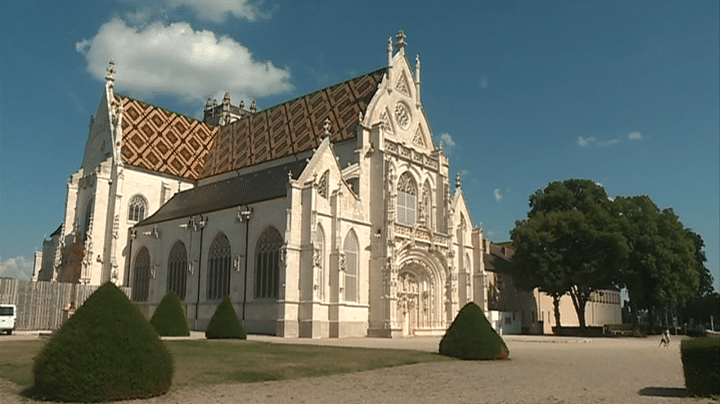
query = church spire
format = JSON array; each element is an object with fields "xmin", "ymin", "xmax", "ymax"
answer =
[{"xmin": 395, "ymin": 30, "xmax": 407, "ymax": 54}]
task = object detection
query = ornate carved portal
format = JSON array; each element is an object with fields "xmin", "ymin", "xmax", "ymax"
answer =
[{"xmin": 396, "ymin": 263, "xmax": 437, "ymax": 336}]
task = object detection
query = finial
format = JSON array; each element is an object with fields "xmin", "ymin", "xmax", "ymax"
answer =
[
  {"xmin": 387, "ymin": 36, "xmax": 393, "ymax": 62},
  {"xmin": 358, "ymin": 110, "xmax": 363, "ymax": 124},
  {"xmin": 239, "ymin": 100, "xmax": 245, "ymax": 110},
  {"xmin": 456, "ymin": 172, "xmax": 462, "ymax": 189},
  {"xmin": 323, "ymin": 118, "xmax": 331, "ymax": 138},
  {"xmin": 223, "ymin": 92, "xmax": 231, "ymax": 105},
  {"xmin": 250, "ymin": 100, "xmax": 257, "ymax": 113},
  {"xmin": 105, "ymin": 60, "xmax": 116, "ymax": 82},
  {"xmin": 205, "ymin": 98, "xmax": 213, "ymax": 110},
  {"xmin": 396, "ymin": 30, "xmax": 407, "ymax": 52}
]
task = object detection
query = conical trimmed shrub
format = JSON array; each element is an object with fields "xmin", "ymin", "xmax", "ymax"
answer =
[
  {"xmin": 205, "ymin": 296, "xmax": 246, "ymax": 339},
  {"xmin": 32, "ymin": 282, "xmax": 174, "ymax": 402},
  {"xmin": 439, "ymin": 302, "xmax": 509, "ymax": 360},
  {"xmin": 151, "ymin": 291, "xmax": 190, "ymax": 336}
]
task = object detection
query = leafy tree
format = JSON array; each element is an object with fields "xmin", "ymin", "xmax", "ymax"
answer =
[
  {"xmin": 613, "ymin": 196, "xmax": 710, "ymax": 334},
  {"xmin": 511, "ymin": 179, "xmax": 626, "ymax": 330}
]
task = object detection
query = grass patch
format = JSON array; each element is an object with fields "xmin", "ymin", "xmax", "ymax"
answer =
[{"xmin": 0, "ymin": 339, "xmax": 452, "ymax": 393}]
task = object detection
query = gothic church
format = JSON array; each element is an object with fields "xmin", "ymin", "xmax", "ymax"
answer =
[{"xmin": 37, "ymin": 32, "xmax": 491, "ymax": 338}]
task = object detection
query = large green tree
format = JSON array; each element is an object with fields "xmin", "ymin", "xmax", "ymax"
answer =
[
  {"xmin": 511, "ymin": 179, "xmax": 626, "ymax": 330},
  {"xmin": 613, "ymin": 195, "xmax": 710, "ymax": 334}
]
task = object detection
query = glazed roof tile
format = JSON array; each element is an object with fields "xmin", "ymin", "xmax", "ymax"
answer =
[
  {"xmin": 116, "ymin": 94, "xmax": 219, "ymax": 181},
  {"xmin": 201, "ymin": 68, "xmax": 386, "ymax": 178}
]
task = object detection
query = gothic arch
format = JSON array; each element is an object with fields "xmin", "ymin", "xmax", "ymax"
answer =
[
  {"xmin": 395, "ymin": 249, "xmax": 448, "ymax": 334},
  {"xmin": 342, "ymin": 229, "xmax": 359, "ymax": 302},
  {"xmin": 128, "ymin": 194, "xmax": 148, "ymax": 223},
  {"xmin": 396, "ymin": 172, "xmax": 417, "ymax": 226},
  {"xmin": 314, "ymin": 224, "xmax": 325, "ymax": 300},
  {"xmin": 206, "ymin": 232, "xmax": 231, "ymax": 301},
  {"xmin": 132, "ymin": 246, "xmax": 151, "ymax": 302},
  {"xmin": 255, "ymin": 226, "xmax": 283, "ymax": 299},
  {"xmin": 167, "ymin": 240, "xmax": 188, "ymax": 300}
]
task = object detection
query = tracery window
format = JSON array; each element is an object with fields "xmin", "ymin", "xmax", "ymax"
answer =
[
  {"xmin": 317, "ymin": 170, "xmax": 329, "ymax": 199},
  {"xmin": 255, "ymin": 227, "xmax": 283, "ymax": 299},
  {"xmin": 167, "ymin": 241, "xmax": 188, "ymax": 300},
  {"xmin": 128, "ymin": 195, "xmax": 147, "ymax": 223},
  {"xmin": 132, "ymin": 247, "xmax": 151, "ymax": 302},
  {"xmin": 343, "ymin": 231, "xmax": 358, "ymax": 302},
  {"xmin": 397, "ymin": 173, "xmax": 417, "ymax": 226},
  {"xmin": 206, "ymin": 233, "xmax": 231, "ymax": 300}
]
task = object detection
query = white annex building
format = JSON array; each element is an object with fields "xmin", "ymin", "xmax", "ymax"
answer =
[{"xmin": 35, "ymin": 31, "xmax": 618, "ymax": 337}]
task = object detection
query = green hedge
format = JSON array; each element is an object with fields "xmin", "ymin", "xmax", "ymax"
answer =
[
  {"xmin": 439, "ymin": 302, "xmax": 509, "ymax": 360},
  {"xmin": 681, "ymin": 337, "xmax": 720, "ymax": 397},
  {"xmin": 151, "ymin": 291, "xmax": 190, "ymax": 336},
  {"xmin": 32, "ymin": 282, "xmax": 174, "ymax": 402},
  {"xmin": 205, "ymin": 296, "xmax": 247, "ymax": 339}
]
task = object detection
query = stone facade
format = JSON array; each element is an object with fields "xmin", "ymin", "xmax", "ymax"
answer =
[{"xmin": 37, "ymin": 32, "xmax": 494, "ymax": 338}]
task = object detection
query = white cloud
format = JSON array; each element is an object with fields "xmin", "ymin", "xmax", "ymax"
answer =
[
  {"xmin": 439, "ymin": 132, "xmax": 455, "ymax": 154},
  {"xmin": 494, "ymin": 188, "xmax": 503, "ymax": 201},
  {"xmin": 604, "ymin": 138, "xmax": 620, "ymax": 146},
  {"xmin": 76, "ymin": 18, "xmax": 292, "ymax": 104},
  {"xmin": 577, "ymin": 136, "xmax": 596, "ymax": 147},
  {"xmin": 121, "ymin": 0, "xmax": 267, "ymax": 23},
  {"xmin": 628, "ymin": 131, "xmax": 643, "ymax": 140},
  {"xmin": 0, "ymin": 256, "xmax": 32, "ymax": 281}
]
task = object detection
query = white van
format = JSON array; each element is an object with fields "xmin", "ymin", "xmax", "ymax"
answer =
[{"xmin": 0, "ymin": 304, "xmax": 17, "ymax": 335}]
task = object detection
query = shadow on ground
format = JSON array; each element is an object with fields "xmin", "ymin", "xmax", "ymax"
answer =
[{"xmin": 638, "ymin": 387, "xmax": 687, "ymax": 397}]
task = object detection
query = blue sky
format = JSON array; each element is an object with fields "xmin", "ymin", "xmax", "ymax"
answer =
[{"xmin": 1, "ymin": 0, "xmax": 718, "ymax": 291}]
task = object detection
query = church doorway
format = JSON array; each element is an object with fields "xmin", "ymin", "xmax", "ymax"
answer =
[{"xmin": 396, "ymin": 264, "xmax": 435, "ymax": 336}]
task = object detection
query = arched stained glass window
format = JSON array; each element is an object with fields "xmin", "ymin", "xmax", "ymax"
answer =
[
  {"xmin": 207, "ymin": 233, "xmax": 231, "ymax": 300},
  {"xmin": 343, "ymin": 230, "xmax": 358, "ymax": 302},
  {"xmin": 128, "ymin": 195, "xmax": 147, "ymax": 222},
  {"xmin": 167, "ymin": 241, "xmax": 188, "ymax": 300},
  {"xmin": 132, "ymin": 247, "xmax": 151, "ymax": 302},
  {"xmin": 397, "ymin": 173, "xmax": 416, "ymax": 226},
  {"xmin": 255, "ymin": 227, "xmax": 283, "ymax": 299}
]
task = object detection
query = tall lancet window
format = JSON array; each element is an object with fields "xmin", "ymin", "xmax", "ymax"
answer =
[
  {"xmin": 207, "ymin": 233, "xmax": 231, "ymax": 300},
  {"xmin": 343, "ymin": 230, "xmax": 358, "ymax": 302},
  {"xmin": 167, "ymin": 241, "xmax": 188, "ymax": 300},
  {"xmin": 314, "ymin": 226, "xmax": 325, "ymax": 300},
  {"xmin": 397, "ymin": 172, "xmax": 417, "ymax": 226},
  {"xmin": 132, "ymin": 247, "xmax": 151, "ymax": 302},
  {"xmin": 128, "ymin": 195, "xmax": 147, "ymax": 223},
  {"xmin": 255, "ymin": 227, "xmax": 283, "ymax": 299}
]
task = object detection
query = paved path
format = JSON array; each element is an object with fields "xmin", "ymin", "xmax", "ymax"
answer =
[{"xmin": 1, "ymin": 332, "xmax": 713, "ymax": 403}]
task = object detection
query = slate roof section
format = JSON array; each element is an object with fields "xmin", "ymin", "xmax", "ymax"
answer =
[
  {"xmin": 201, "ymin": 68, "xmax": 386, "ymax": 178},
  {"xmin": 137, "ymin": 159, "xmax": 308, "ymax": 226},
  {"xmin": 117, "ymin": 94, "xmax": 219, "ymax": 180},
  {"xmin": 484, "ymin": 243, "xmax": 515, "ymax": 273}
]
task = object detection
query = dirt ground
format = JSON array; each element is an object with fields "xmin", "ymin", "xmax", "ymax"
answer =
[{"xmin": 1, "ymin": 334, "xmax": 715, "ymax": 404}]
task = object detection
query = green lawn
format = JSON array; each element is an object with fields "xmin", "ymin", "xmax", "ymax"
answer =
[{"xmin": 0, "ymin": 339, "xmax": 452, "ymax": 393}]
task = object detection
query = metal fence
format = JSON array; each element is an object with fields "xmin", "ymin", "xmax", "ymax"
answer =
[{"xmin": 0, "ymin": 278, "xmax": 130, "ymax": 331}]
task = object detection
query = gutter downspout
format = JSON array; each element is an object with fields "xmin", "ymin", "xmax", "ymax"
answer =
[
  {"xmin": 193, "ymin": 216, "xmax": 206, "ymax": 329},
  {"xmin": 240, "ymin": 206, "xmax": 253, "ymax": 321}
]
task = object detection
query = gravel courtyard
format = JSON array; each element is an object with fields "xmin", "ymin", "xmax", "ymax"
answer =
[{"xmin": 2, "ymin": 334, "xmax": 715, "ymax": 403}]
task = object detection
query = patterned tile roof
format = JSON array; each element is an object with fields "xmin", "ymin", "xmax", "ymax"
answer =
[
  {"xmin": 201, "ymin": 68, "xmax": 386, "ymax": 178},
  {"xmin": 117, "ymin": 94, "xmax": 219, "ymax": 180}
]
